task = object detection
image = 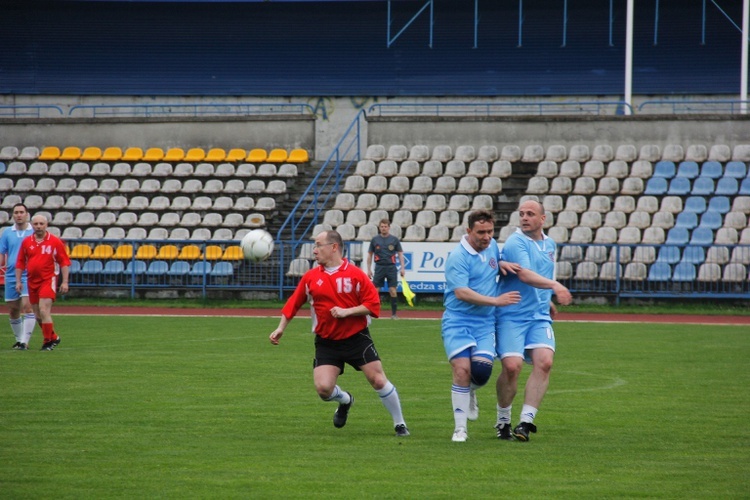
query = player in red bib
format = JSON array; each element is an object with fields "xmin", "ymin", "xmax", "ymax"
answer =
[
  {"xmin": 15, "ymin": 214, "xmax": 71, "ymax": 351},
  {"xmin": 269, "ymin": 230, "xmax": 409, "ymax": 437}
]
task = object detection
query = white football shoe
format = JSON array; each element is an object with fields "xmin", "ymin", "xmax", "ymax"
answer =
[{"xmin": 452, "ymin": 427, "xmax": 468, "ymax": 442}]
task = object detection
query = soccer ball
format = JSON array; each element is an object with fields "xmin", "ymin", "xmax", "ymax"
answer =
[{"xmin": 241, "ymin": 229, "xmax": 275, "ymax": 262}]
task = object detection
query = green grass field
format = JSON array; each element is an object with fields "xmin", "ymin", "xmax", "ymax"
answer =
[{"xmin": 1, "ymin": 315, "xmax": 748, "ymax": 498}]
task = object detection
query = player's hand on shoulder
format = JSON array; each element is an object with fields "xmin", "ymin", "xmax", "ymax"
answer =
[
  {"xmin": 499, "ymin": 261, "xmax": 521, "ymax": 276},
  {"xmin": 497, "ymin": 291, "xmax": 521, "ymax": 306}
]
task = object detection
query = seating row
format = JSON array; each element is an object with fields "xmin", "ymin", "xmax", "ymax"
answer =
[
  {"xmin": 1, "ymin": 225, "xmax": 257, "ymax": 242},
  {"xmin": 0, "ymin": 145, "xmax": 309, "ymax": 164},
  {"xmin": 558, "ymin": 244, "xmax": 750, "ymax": 267},
  {"xmin": 342, "ymin": 174, "xmax": 502, "ymax": 195},
  {"xmin": 68, "ymin": 242, "xmax": 243, "ymax": 261},
  {"xmin": 540, "ymin": 195, "xmax": 750, "ymax": 216},
  {"xmin": 70, "ymin": 259, "xmax": 237, "ymax": 285},
  {"xmin": 651, "ymin": 160, "xmax": 748, "ymax": 179},
  {"xmin": 1, "ymin": 194, "xmax": 268, "ymax": 213},
  {"xmin": 363, "ymin": 143, "xmax": 750, "ymax": 164},
  {"xmin": 556, "ymin": 260, "xmax": 749, "ymax": 284},
  {"xmin": 1, "ymin": 161, "xmax": 298, "ymax": 178},
  {"xmin": 354, "ymin": 158, "xmax": 512, "ymax": 179},
  {"xmin": 312, "ymin": 221, "xmax": 463, "ymax": 243},
  {"xmin": 332, "ymin": 193, "xmax": 494, "ymax": 213},
  {"xmin": 644, "ymin": 176, "xmax": 750, "ymax": 196},
  {"xmin": 0, "ymin": 177, "xmax": 289, "ymax": 195}
]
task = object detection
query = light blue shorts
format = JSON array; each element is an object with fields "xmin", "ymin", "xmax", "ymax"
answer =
[
  {"xmin": 4, "ymin": 277, "xmax": 28, "ymax": 302},
  {"xmin": 496, "ymin": 319, "xmax": 555, "ymax": 362},
  {"xmin": 441, "ymin": 313, "xmax": 495, "ymax": 361}
]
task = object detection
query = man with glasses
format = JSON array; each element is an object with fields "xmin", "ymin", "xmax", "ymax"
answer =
[{"xmin": 269, "ymin": 230, "xmax": 409, "ymax": 437}]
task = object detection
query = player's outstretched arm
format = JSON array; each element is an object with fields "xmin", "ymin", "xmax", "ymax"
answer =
[
  {"xmin": 499, "ymin": 261, "xmax": 521, "ymax": 276},
  {"xmin": 516, "ymin": 268, "xmax": 573, "ymax": 305}
]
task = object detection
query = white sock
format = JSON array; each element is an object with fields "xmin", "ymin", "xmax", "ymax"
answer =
[
  {"xmin": 326, "ymin": 385, "xmax": 351, "ymax": 404},
  {"xmin": 496, "ymin": 404, "xmax": 512, "ymax": 424},
  {"xmin": 10, "ymin": 317, "xmax": 23, "ymax": 343},
  {"xmin": 376, "ymin": 381, "xmax": 405, "ymax": 426},
  {"xmin": 23, "ymin": 313, "xmax": 36, "ymax": 344},
  {"xmin": 451, "ymin": 384, "xmax": 470, "ymax": 430},
  {"xmin": 520, "ymin": 404, "xmax": 538, "ymax": 424}
]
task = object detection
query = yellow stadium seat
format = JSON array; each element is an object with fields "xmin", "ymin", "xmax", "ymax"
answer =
[
  {"xmin": 247, "ymin": 148, "xmax": 267, "ymax": 162},
  {"xmin": 135, "ymin": 244, "xmax": 158, "ymax": 260},
  {"xmin": 184, "ymin": 148, "xmax": 206, "ymax": 162},
  {"xmin": 204, "ymin": 245, "xmax": 224, "ymax": 261},
  {"xmin": 205, "ymin": 148, "xmax": 226, "ymax": 162},
  {"xmin": 91, "ymin": 244, "xmax": 115, "ymax": 260},
  {"xmin": 113, "ymin": 244, "xmax": 134, "ymax": 260},
  {"xmin": 163, "ymin": 148, "xmax": 185, "ymax": 162},
  {"xmin": 178, "ymin": 244, "xmax": 203, "ymax": 260},
  {"xmin": 59, "ymin": 146, "xmax": 82, "ymax": 161},
  {"xmin": 226, "ymin": 148, "xmax": 247, "ymax": 162},
  {"xmin": 38, "ymin": 146, "xmax": 61, "ymax": 161},
  {"xmin": 122, "ymin": 147, "xmax": 144, "ymax": 162},
  {"xmin": 156, "ymin": 244, "xmax": 179, "ymax": 261},
  {"xmin": 70, "ymin": 244, "xmax": 92, "ymax": 259},
  {"xmin": 101, "ymin": 147, "xmax": 123, "ymax": 161},
  {"xmin": 80, "ymin": 146, "xmax": 103, "ymax": 161},
  {"xmin": 267, "ymin": 148, "xmax": 288, "ymax": 163},
  {"xmin": 143, "ymin": 147, "xmax": 165, "ymax": 162},
  {"xmin": 222, "ymin": 245, "xmax": 243, "ymax": 261},
  {"xmin": 287, "ymin": 148, "xmax": 309, "ymax": 163}
]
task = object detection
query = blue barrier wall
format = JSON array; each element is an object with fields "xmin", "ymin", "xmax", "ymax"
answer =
[{"xmin": 1, "ymin": 0, "xmax": 742, "ymax": 96}]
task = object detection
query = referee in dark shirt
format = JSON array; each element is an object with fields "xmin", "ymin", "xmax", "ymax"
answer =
[{"xmin": 367, "ymin": 219, "xmax": 406, "ymax": 319}]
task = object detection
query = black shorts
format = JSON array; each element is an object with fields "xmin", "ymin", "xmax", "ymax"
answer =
[
  {"xmin": 313, "ymin": 328, "xmax": 381, "ymax": 373},
  {"xmin": 373, "ymin": 265, "xmax": 398, "ymax": 289}
]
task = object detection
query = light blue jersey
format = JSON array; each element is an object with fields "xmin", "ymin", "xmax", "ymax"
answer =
[
  {"xmin": 0, "ymin": 223, "xmax": 32, "ymax": 300},
  {"xmin": 441, "ymin": 236, "xmax": 500, "ymax": 359},
  {"xmin": 497, "ymin": 228, "xmax": 556, "ymax": 322}
]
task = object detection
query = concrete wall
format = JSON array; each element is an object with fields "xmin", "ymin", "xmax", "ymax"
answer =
[
  {"xmin": 366, "ymin": 114, "xmax": 750, "ymax": 152},
  {"xmin": 0, "ymin": 116, "xmax": 315, "ymax": 154}
]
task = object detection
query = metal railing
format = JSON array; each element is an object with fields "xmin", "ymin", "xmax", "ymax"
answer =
[
  {"xmin": 0, "ymin": 105, "xmax": 65, "ymax": 118},
  {"xmin": 67, "ymin": 103, "xmax": 316, "ymax": 118},
  {"xmin": 637, "ymin": 100, "xmax": 750, "ymax": 115},
  {"xmin": 368, "ymin": 101, "xmax": 634, "ymax": 117}
]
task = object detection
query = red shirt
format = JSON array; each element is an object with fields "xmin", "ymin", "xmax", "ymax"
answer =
[
  {"xmin": 16, "ymin": 232, "xmax": 71, "ymax": 284},
  {"xmin": 282, "ymin": 258, "xmax": 381, "ymax": 340}
]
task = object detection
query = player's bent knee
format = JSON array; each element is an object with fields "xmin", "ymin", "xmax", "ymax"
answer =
[{"xmin": 470, "ymin": 356, "xmax": 494, "ymax": 387}]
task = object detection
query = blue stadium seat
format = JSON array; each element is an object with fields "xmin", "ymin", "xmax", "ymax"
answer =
[
  {"xmin": 683, "ymin": 196, "xmax": 707, "ymax": 214},
  {"xmin": 69, "ymin": 259, "xmax": 82, "ymax": 275},
  {"xmin": 643, "ymin": 177, "xmax": 668, "ymax": 195},
  {"xmin": 653, "ymin": 161, "xmax": 676, "ymax": 178},
  {"xmin": 675, "ymin": 161, "xmax": 699, "ymax": 179},
  {"xmin": 674, "ymin": 211, "xmax": 698, "ymax": 229},
  {"xmin": 672, "ymin": 262, "xmax": 696, "ymax": 282},
  {"xmin": 124, "ymin": 260, "xmax": 147, "ymax": 282},
  {"xmin": 699, "ymin": 161, "xmax": 723, "ymax": 179},
  {"xmin": 146, "ymin": 260, "xmax": 169, "ymax": 276},
  {"xmin": 689, "ymin": 227, "xmax": 714, "ymax": 246},
  {"xmin": 647, "ymin": 262, "xmax": 672, "ymax": 281},
  {"xmin": 665, "ymin": 227, "xmax": 689, "ymax": 245},
  {"xmin": 656, "ymin": 245, "xmax": 681, "ymax": 264},
  {"xmin": 715, "ymin": 177, "xmax": 738, "ymax": 196},
  {"xmin": 190, "ymin": 261, "xmax": 212, "ymax": 277},
  {"xmin": 101, "ymin": 260, "xmax": 124, "ymax": 276},
  {"xmin": 168, "ymin": 261, "xmax": 190, "ymax": 278},
  {"xmin": 698, "ymin": 211, "xmax": 722, "ymax": 230},
  {"xmin": 707, "ymin": 196, "xmax": 730, "ymax": 214},
  {"xmin": 667, "ymin": 177, "xmax": 691, "ymax": 195},
  {"xmin": 724, "ymin": 161, "xmax": 747, "ymax": 179},
  {"xmin": 210, "ymin": 261, "xmax": 234, "ymax": 283},
  {"xmin": 691, "ymin": 177, "xmax": 714, "ymax": 195},
  {"xmin": 740, "ymin": 178, "xmax": 750, "ymax": 196},
  {"xmin": 80, "ymin": 260, "xmax": 103, "ymax": 283},
  {"xmin": 0, "ymin": 162, "xmax": 5, "ymax": 175},
  {"xmin": 680, "ymin": 246, "xmax": 705, "ymax": 265}
]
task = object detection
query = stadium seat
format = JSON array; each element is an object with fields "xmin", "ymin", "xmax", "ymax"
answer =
[
  {"xmin": 101, "ymin": 147, "xmax": 123, "ymax": 161},
  {"xmin": 121, "ymin": 147, "xmax": 144, "ymax": 162},
  {"xmin": 185, "ymin": 148, "xmax": 206, "ymax": 162},
  {"xmin": 665, "ymin": 227, "xmax": 689, "ymax": 245},
  {"xmin": 700, "ymin": 161, "xmax": 723, "ymax": 179},
  {"xmin": 80, "ymin": 146, "xmax": 102, "ymax": 161},
  {"xmin": 574, "ymin": 261, "xmax": 599, "ymax": 281},
  {"xmin": 672, "ymin": 262, "xmax": 696, "ymax": 282},
  {"xmin": 161, "ymin": 147, "xmax": 184, "ymax": 162},
  {"xmin": 642, "ymin": 227, "xmax": 666, "ymax": 245},
  {"xmin": 101, "ymin": 260, "xmax": 125, "ymax": 282},
  {"xmin": 643, "ymin": 177, "xmax": 667, "ymax": 195},
  {"xmin": 549, "ymin": 176, "xmax": 572, "ymax": 194},
  {"xmin": 113, "ymin": 244, "xmax": 134, "ymax": 260},
  {"xmin": 583, "ymin": 160, "xmax": 605, "ymax": 178},
  {"xmin": 707, "ymin": 196, "xmax": 730, "ymax": 214},
  {"xmin": 630, "ymin": 160, "xmax": 652, "ymax": 179},
  {"xmin": 691, "ymin": 177, "xmax": 714, "ymax": 195},
  {"xmin": 156, "ymin": 245, "xmax": 179, "ymax": 261},
  {"xmin": 70, "ymin": 244, "xmax": 93, "ymax": 259},
  {"xmin": 135, "ymin": 244, "xmax": 158, "ymax": 260},
  {"xmin": 222, "ymin": 246, "xmax": 243, "ymax": 261},
  {"xmin": 38, "ymin": 146, "xmax": 61, "ymax": 161},
  {"xmin": 143, "ymin": 148, "xmax": 165, "ymax": 162},
  {"xmin": 661, "ymin": 144, "xmax": 684, "ymax": 162},
  {"xmin": 179, "ymin": 245, "xmax": 203, "ymax": 260},
  {"xmin": 683, "ymin": 196, "xmax": 707, "ymax": 214},
  {"xmin": 715, "ymin": 177, "xmax": 738, "ymax": 196},
  {"xmin": 145, "ymin": 260, "xmax": 169, "ymax": 280},
  {"xmin": 287, "ymin": 258, "xmax": 311, "ymax": 277},
  {"xmin": 698, "ymin": 211, "xmax": 722, "ymax": 230},
  {"xmin": 647, "ymin": 262, "xmax": 672, "ymax": 282},
  {"xmin": 623, "ymin": 262, "xmax": 647, "ymax": 281},
  {"xmin": 685, "ymin": 144, "xmax": 707, "ymax": 162},
  {"xmin": 91, "ymin": 244, "xmax": 115, "ymax": 260},
  {"xmin": 705, "ymin": 246, "xmax": 730, "ymax": 265},
  {"xmin": 560, "ymin": 161, "xmax": 581, "ymax": 177},
  {"xmin": 639, "ymin": 144, "xmax": 660, "ymax": 162},
  {"xmin": 652, "ymin": 161, "xmax": 676, "ymax": 178},
  {"xmin": 675, "ymin": 212, "xmax": 698, "ymax": 230},
  {"xmin": 724, "ymin": 161, "xmax": 747, "ymax": 179},
  {"xmin": 80, "ymin": 260, "xmax": 103, "ymax": 282},
  {"xmin": 204, "ymin": 245, "xmax": 224, "ymax": 261},
  {"xmin": 632, "ymin": 246, "xmax": 657, "ymax": 264},
  {"xmin": 697, "ymin": 263, "xmax": 722, "ymax": 282},
  {"xmin": 676, "ymin": 161, "xmax": 700, "ymax": 179},
  {"xmin": 689, "ymin": 227, "xmax": 714, "ymax": 246},
  {"xmin": 681, "ymin": 246, "xmax": 705, "ymax": 264},
  {"xmin": 124, "ymin": 260, "xmax": 147, "ymax": 282},
  {"xmin": 545, "ymin": 144, "xmax": 566, "ymax": 162},
  {"xmin": 723, "ymin": 211, "xmax": 747, "ymax": 230},
  {"xmin": 537, "ymin": 161, "xmax": 558, "ymax": 178},
  {"xmin": 667, "ymin": 177, "xmax": 691, "ymax": 196},
  {"xmin": 406, "ymin": 144, "xmax": 429, "ymax": 162},
  {"xmin": 204, "ymin": 148, "xmax": 226, "ymax": 162},
  {"xmin": 723, "ymin": 263, "xmax": 748, "ymax": 283}
]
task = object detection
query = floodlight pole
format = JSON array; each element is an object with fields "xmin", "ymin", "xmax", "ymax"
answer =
[{"xmin": 624, "ymin": 0, "xmax": 634, "ymax": 115}]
